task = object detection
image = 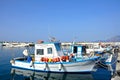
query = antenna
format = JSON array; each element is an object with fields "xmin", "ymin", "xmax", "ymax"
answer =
[
  {"xmin": 47, "ymin": 25, "xmax": 51, "ymax": 42},
  {"xmin": 47, "ymin": 26, "xmax": 56, "ymax": 42},
  {"xmin": 72, "ymin": 36, "xmax": 77, "ymax": 45}
]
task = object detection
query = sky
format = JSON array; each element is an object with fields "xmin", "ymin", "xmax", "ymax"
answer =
[{"xmin": 0, "ymin": 0, "xmax": 120, "ymax": 42}]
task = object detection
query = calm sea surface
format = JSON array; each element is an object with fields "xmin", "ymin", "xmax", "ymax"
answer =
[{"xmin": 0, "ymin": 45, "xmax": 112, "ymax": 80}]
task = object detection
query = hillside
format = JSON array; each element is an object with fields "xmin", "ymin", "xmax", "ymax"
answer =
[{"xmin": 106, "ymin": 35, "xmax": 120, "ymax": 42}]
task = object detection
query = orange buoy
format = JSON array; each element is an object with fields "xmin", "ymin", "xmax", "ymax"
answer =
[
  {"xmin": 40, "ymin": 57, "xmax": 44, "ymax": 62},
  {"xmin": 66, "ymin": 56, "xmax": 69, "ymax": 60},
  {"xmin": 41, "ymin": 57, "xmax": 49, "ymax": 62},
  {"xmin": 52, "ymin": 58, "xmax": 55, "ymax": 62},
  {"xmin": 56, "ymin": 57, "xmax": 60, "ymax": 62},
  {"xmin": 95, "ymin": 54, "xmax": 100, "ymax": 56},
  {"xmin": 66, "ymin": 56, "xmax": 69, "ymax": 62},
  {"xmin": 61, "ymin": 56, "xmax": 64, "ymax": 61},
  {"xmin": 55, "ymin": 58, "xmax": 58, "ymax": 62},
  {"xmin": 45, "ymin": 57, "xmax": 48, "ymax": 62},
  {"xmin": 61, "ymin": 56, "xmax": 66, "ymax": 61},
  {"xmin": 43, "ymin": 57, "xmax": 45, "ymax": 62}
]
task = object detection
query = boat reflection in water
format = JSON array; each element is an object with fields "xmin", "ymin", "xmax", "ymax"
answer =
[
  {"xmin": 10, "ymin": 68, "xmax": 94, "ymax": 80},
  {"xmin": 10, "ymin": 67, "xmax": 112, "ymax": 80}
]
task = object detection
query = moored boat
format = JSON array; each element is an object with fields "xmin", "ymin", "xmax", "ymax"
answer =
[{"xmin": 10, "ymin": 41, "xmax": 107, "ymax": 73}]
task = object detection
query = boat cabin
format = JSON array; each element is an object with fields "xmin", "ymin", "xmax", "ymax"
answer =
[
  {"xmin": 34, "ymin": 42, "xmax": 64, "ymax": 62},
  {"xmin": 71, "ymin": 45, "xmax": 86, "ymax": 57}
]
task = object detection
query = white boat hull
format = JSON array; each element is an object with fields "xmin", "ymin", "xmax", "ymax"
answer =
[{"xmin": 11, "ymin": 59, "xmax": 96, "ymax": 72}]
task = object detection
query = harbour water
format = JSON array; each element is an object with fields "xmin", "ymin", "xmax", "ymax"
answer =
[{"xmin": 0, "ymin": 45, "xmax": 113, "ymax": 80}]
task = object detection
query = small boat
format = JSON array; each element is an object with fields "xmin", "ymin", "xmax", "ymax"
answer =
[
  {"xmin": 95, "ymin": 52, "xmax": 118, "ymax": 76},
  {"xmin": 2, "ymin": 42, "xmax": 30, "ymax": 47},
  {"xmin": 86, "ymin": 43, "xmax": 109, "ymax": 54},
  {"xmin": 10, "ymin": 41, "xmax": 110, "ymax": 73}
]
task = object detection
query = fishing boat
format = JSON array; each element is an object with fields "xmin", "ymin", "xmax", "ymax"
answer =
[
  {"xmin": 95, "ymin": 51, "xmax": 118, "ymax": 76},
  {"xmin": 10, "ymin": 41, "xmax": 110, "ymax": 73}
]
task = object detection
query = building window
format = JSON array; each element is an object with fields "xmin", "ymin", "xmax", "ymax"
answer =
[
  {"xmin": 47, "ymin": 48, "xmax": 52, "ymax": 54},
  {"xmin": 37, "ymin": 49, "xmax": 44, "ymax": 55}
]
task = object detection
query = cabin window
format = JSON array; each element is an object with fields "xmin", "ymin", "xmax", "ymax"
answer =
[
  {"xmin": 82, "ymin": 46, "xmax": 86, "ymax": 53},
  {"xmin": 55, "ymin": 43, "xmax": 61, "ymax": 51},
  {"xmin": 47, "ymin": 48, "xmax": 52, "ymax": 54},
  {"xmin": 36, "ymin": 49, "xmax": 44, "ymax": 55},
  {"xmin": 73, "ymin": 46, "xmax": 77, "ymax": 53}
]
